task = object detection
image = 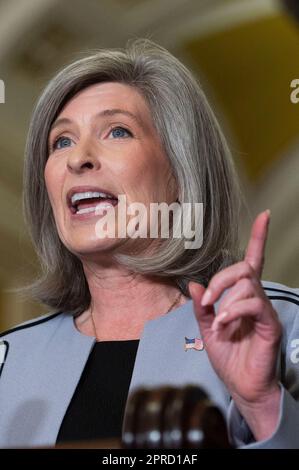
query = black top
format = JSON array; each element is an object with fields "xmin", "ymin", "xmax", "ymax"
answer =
[{"xmin": 56, "ymin": 340, "xmax": 139, "ymax": 443}]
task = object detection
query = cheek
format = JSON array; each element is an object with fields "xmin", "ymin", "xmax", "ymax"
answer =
[
  {"xmin": 44, "ymin": 160, "xmax": 64, "ymax": 209},
  {"xmin": 140, "ymin": 153, "xmax": 172, "ymax": 196},
  {"xmin": 124, "ymin": 148, "xmax": 172, "ymax": 202},
  {"xmin": 128, "ymin": 145, "xmax": 163, "ymax": 180}
]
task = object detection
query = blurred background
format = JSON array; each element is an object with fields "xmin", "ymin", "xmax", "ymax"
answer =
[{"xmin": 0, "ymin": 0, "xmax": 298, "ymax": 331}]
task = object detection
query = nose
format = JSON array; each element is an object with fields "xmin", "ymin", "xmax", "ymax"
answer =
[{"xmin": 66, "ymin": 137, "xmax": 101, "ymax": 173}]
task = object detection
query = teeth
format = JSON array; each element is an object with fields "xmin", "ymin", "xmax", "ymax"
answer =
[
  {"xmin": 71, "ymin": 191, "xmax": 115, "ymax": 205},
  {"xmin": 76, "ymin": 203, "xmax": 114, "ymax": 215},
  {"xmin": 76, "ymin": 206, "xmax": 98, "ymax": 215}
]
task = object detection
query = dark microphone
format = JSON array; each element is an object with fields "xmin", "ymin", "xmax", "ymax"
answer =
[{"xmin": 122, "ymin": 385, "xmax": 232, "ymax": 449}]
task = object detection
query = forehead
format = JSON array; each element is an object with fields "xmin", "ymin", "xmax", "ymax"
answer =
[{"xmin": 60, "ymin": 82, "xmax": 150, "ymax": 116}]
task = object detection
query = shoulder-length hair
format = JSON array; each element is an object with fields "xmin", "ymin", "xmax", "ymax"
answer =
[{"xmin": 21, "ymin": 38, "xmax": 242, "ymax": 315}]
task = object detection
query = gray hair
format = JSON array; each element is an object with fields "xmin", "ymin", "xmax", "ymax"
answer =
[{"xmin": 21, "ymin": 38, "xmax": 242, "ymax": 315}]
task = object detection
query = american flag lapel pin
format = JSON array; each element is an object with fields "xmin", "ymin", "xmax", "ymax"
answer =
[
  {"xmin": 0, "ymin": 341, "xmax": 9, "ymax": 376},
  {"xmin": 184, "ymin": 337, "xmax": 204, "ymax": 352}
]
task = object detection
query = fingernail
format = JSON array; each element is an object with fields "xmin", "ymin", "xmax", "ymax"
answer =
[
  {"xmin": 265, "ymin": 209, "xmax": 271, "ymax": 219},
  {"xmin": 211, "ymin": 312, "xmax": 228, "ymax": 331},
  {"xmin": 201, "ymin": 289, "xmax": 212, "ymax": 306}
]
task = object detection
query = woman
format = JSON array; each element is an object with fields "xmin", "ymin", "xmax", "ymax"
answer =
[{"xmin": 0, "ymin": 38, "xmax": 298, "ymax": 449}]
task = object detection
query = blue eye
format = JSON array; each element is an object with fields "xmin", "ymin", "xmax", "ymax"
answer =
[
  {"xmin": 50, "ymin": 127, "xmax": 132, "ymax": 152},
  {"xmin": 52, "ymin": 136, "xmax": 72, "ymax": 150},
  {"xmin": 110, "ymin": 127, "xmax": 132, "ymax": 139}
]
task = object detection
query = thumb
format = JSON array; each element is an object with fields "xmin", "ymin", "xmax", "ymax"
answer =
[{"xmin": 189, "ymin": 281, "xmax": 215, "ymax": 336}]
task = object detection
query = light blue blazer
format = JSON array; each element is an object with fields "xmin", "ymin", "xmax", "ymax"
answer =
[{"xmin": 0, "ymin": 280, "xmax": 299, "ymax": 449}]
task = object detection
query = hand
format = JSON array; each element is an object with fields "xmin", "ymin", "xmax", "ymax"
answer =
[{"xmin": 189, "ymin": 210, "xmax": 282, "ymax": 441}]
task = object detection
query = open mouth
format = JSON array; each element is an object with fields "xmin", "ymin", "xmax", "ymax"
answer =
[{"xmin": 68, "ymin": 190, "xmax": 119, "ymax": 216}]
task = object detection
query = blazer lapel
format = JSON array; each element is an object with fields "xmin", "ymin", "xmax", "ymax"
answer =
[
  {"xmin": 0, "ymin": 313, "xmax": 95, "ymax": 448},
  {"xmin": 1, "ymin": 297, "xmax": 231, "ymax": 448},
  {"xmin": 129, "ymin": 299, "xmax": 230, "ymax": 414}
]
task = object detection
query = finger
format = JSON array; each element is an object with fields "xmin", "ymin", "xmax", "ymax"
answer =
[
  {"xmin": 189, "ymin": 281, "xmax": 215, "ymax": 336},
  {"xmin": 218, "ymin": 278, "xmax": 256, "ymax": 313},
  {"xmin": 217, "ymin": 277, "xmax": 258, "ymax": 313},
  {"xmin": 244, "ymin": 210, "xmax": 270, "ymax": 278},
  {"xmin": 201, "ymin": 261, "xmax": 254, "ymax": 307},
  {"xmin": 201, "ymin": 211, "xmax": 271, "ymax": 307},
  {"xmin": 211, "ymin": 298, "xmax": 281, "ymax": 338}
]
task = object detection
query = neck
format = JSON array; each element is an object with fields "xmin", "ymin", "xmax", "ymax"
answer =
[{"xmin": 75, "ymin": 258, "xmax": 188, "ymax": 341}]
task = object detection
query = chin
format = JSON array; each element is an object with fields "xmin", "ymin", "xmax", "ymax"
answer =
[{"xmin": 68, "ymin": 238, "xmax": 125, "ymax": 259}]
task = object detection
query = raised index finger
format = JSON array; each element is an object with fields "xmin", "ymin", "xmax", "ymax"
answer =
[{"xmin": 244, "ymin": 209, "xmax": 270, "ymax": 278}]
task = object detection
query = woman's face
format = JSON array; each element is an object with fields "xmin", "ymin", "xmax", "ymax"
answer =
[{"xmin": 45, "ymin": 82, "xmax": 176, "ymax": 259}]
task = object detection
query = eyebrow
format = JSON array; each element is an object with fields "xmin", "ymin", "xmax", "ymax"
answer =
[{"xmin": 49, "ymin": 108, "xmax": 146, "ymax": 133}]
